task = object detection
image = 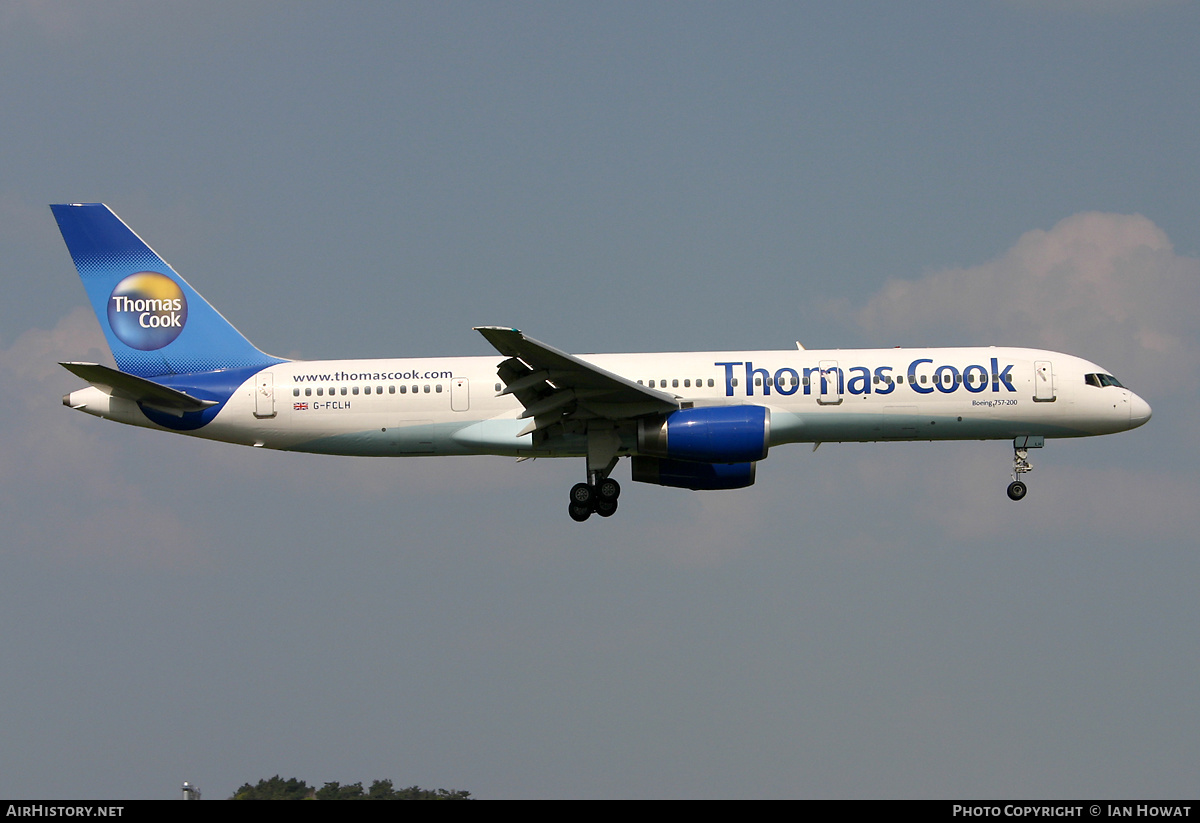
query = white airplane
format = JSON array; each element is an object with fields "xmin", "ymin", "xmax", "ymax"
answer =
[{"xmin": 53, "ymin": 203, "xmax": 1151, "ymax": 521}]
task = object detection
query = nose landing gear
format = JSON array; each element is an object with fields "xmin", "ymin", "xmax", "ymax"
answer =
[{"xmin": 1006, "ymin": 436, "xmax": 1042, "ymax": 501}]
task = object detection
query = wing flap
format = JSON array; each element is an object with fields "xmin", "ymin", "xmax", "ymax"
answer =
[{"xmin": 475, "ymin": 327, "xmax": 678, "ymax": 432}]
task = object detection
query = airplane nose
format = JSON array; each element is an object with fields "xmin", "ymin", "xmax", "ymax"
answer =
[{"xmin": 1129, "ymin": 394, "xmax": 1152, "ymax": 429}]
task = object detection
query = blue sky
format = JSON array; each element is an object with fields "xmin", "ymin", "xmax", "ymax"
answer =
[{"xmin": 2, "ymin": 1, "xmax": 1198, "ymax": 798}]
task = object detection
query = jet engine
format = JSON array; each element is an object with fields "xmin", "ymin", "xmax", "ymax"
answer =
[{"xmin": 632, "ymin": 406, "xmax": 769, "ymax": 490}]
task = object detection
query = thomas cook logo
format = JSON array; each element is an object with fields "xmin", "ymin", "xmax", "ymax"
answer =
[{"xmin": 107, "ymin": 272, "xmax": 188, "ymax": 350}]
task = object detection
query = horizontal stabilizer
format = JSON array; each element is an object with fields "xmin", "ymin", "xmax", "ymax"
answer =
[{"xmin": 60, "ymin": 362, "xmax": 218, "ymax": 417}]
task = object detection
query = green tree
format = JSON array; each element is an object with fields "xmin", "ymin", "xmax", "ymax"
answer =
[
  {"xmin": 231, "ymin": 775, "xmax": 312, "ymax": 800},
  {"xmin": 368, "ymin": 779, "xmax": 396, "ymax": 799},
  {"xmin": 315, "ymin": 781, "xmax": 365, "ymax": 800},
  {"xmin": 233, "ymin": 776, "xmax": 470, "ymax": 799}
]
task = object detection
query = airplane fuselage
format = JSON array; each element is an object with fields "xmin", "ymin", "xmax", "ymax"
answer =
[
  {"xmin": 51, "ymin": 203, "xmax": 1151, "ymax": 519},
  {"xmin": 65, "ymin": 345, "xmax": 1148, "ymax": 457}
]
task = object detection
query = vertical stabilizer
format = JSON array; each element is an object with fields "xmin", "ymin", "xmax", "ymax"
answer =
[{"xmin": 51, "ymin": 203, "xmax": 284, "ymax": 378}]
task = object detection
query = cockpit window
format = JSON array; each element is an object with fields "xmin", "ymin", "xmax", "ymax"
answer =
[{"xmin": 1084, "ymin": 373, "xmax": 1124, "ymax": 388}]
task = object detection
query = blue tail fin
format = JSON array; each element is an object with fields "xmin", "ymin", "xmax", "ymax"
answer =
[{"xmin": 51, "ymin": 203, "xmax": 285, "ymax": 378}]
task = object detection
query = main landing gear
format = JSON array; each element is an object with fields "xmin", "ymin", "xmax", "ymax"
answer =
[
  {"xmin": 568, "ymin": 476, "xmax": 621, "ymax": 522},
  {"xmin": 569, "ymin": 425, "xmax": 624, "ymax": 522},
  {"xmin": 1006, "ymin": 436, "xmax": 1041, "ymax": 501}
]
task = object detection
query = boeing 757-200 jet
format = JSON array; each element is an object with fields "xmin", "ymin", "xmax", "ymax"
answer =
[{"xmin": 52, "ymin": 204, "xmax": 1151, "ymax": 521}]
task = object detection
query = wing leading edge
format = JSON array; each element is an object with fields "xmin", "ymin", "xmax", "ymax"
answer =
[{"xmin": 474, "ymin": 327, "xmax": 679, "ymax": 436}]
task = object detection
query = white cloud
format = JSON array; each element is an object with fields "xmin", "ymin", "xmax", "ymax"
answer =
[
  {"xmin": 0, "ymin": 308, "xmax": 578, "ymax": 569},
  {"xmin": 0, "ymin": 309, "xmax": 208, "ymax": 568},
  {"xmin": 850, "ymin": 212, "xmax": 1200, "ymax": 400}
]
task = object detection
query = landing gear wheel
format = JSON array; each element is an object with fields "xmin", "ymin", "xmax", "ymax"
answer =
[
  {"xmin": 597, "ymin": 478, "xmax": 621, "ymax": 501},
  {"xmin": 569, "ymin": 503, "xmax": 593, "ymax": 522},
  {"xmin": 595, "ymin": 499, "xmax": 618, "ymax": 517},
  {"xmin": 1007, "ymin": 440, "xmax": 1035, "ymax": 502},
  {"xmin": 569, "ymin": 482, "xmax": 594, "ymax": 507}
]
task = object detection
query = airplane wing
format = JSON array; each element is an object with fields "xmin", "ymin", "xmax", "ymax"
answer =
[
  {"xmin": 474, "ymin": 327, "xmax": 679, "ymax": 435},
  {"xmin": 60, "ymin": 362, "xmax": 219, "ymax": 417}
]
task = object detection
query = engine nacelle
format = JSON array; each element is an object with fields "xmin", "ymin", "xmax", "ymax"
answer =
[
  {"xmin": 637, "ymin": 405, "xmax": 770, "ymax": 464},
  {"xmin": 631, "ymin": 457, "xmax": 757, "ymax": 490}
]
